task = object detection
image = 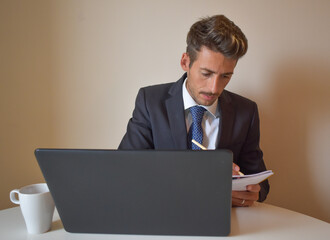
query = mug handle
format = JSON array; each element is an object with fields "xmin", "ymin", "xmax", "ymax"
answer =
[{"xmin": 10, "ymin": 189, "xmax": 20, "ymax": 204}]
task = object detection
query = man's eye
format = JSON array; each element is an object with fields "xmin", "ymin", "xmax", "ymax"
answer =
[{"xmin": 202, "ymin": 72, "xmax": 211, "ymax": 77}]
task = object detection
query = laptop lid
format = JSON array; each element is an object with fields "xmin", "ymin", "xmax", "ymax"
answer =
[{"xmin": 35, "ymin": 149, "xmax": 232, "ymax": 236}]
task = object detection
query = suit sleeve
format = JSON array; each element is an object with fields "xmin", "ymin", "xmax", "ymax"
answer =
[
  {"xmin": 118, "ymin": 88, "xmax": 155, "ymax": 149},
  {"xmin": 238, "ymin": 103, "xmax": 270, "ymax": 202}
]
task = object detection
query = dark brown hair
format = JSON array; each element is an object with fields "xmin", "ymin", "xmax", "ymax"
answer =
[{"xmin": 186, "ymin": 15, "xmax": 248, "ymax": 67}]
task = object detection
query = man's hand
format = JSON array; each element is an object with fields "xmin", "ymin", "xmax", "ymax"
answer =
[
  {"xmin": 232, "ymin": 163, "xmax": 241, "ymax": 175},
  {"xmin": 232, "ymin": 184, "xmax": 260, "ymax": 207},
  {"xmin": 232, "ymin": 163, "xmax": 260, "ymax": 207}
]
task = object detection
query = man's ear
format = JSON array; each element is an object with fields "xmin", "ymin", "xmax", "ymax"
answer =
[{"xmin": 180, "ymin": 53, "xmax": 190, "ymax": 72}]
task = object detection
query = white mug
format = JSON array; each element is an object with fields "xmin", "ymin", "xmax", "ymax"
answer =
[{"xmin": 10, "ymin": 183, "xmax": 55, "ymax": 234}]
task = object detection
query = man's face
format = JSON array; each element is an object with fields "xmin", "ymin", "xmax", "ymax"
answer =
[{"xmin": 181, "ymin": 46, "xmax": 237, "ymax": 106}]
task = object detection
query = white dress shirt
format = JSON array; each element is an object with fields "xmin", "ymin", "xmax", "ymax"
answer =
[{"xmin": 182, "ymin": 78, "xmax": 220, "ymax": 149}]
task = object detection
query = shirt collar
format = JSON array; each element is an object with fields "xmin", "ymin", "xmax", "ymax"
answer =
[{"xmin": 182, "ymin": 78, "xmax": 219, "ymax": 118}]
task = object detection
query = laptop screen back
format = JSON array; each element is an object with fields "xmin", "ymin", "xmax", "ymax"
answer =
[{"xmin": 35, "ymin": 149, "xmax": 232, "ymax": 236}]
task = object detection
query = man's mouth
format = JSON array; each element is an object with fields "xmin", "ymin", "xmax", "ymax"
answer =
[{"xmin": 201, "ymin": 92, "xmax": 218, "ymax": 101}]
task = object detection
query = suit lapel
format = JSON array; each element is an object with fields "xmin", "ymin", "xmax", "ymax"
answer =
[
  {"xmin": 217, "ymin": 90, "xmax": 235, "ymax": 149},
  {"xmin": 165, "ymin": 74, "xmax": 188, "ymax": 149}
]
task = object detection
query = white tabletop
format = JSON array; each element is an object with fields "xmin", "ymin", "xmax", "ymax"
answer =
[{"xmin": 1, "ymin": 203, "xmax": 329, "ymax": 240}]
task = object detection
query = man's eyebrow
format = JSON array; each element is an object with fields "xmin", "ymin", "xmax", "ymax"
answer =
[
  {"xmin": 200, "ymin": 68, "xmax": 216, "ymax": 73},
  {"xmin": 200, "ymin": 68, "xmax": 233, "ymax": 75},
  {"xmin": 221, "ymin": 72, "xmax": 234, "ymax": 76}
]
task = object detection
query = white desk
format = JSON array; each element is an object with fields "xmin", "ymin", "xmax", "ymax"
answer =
[{"xmin": 1, "ymin": 203, "xmax": 329, "ymax": 239}]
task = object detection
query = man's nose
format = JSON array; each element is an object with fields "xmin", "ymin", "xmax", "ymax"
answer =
[{"xmin": 209, "ymin": 76, "xmax": 221, "ymax": 94}]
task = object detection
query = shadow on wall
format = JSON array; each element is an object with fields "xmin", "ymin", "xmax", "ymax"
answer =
[
  {"xmin": 261, "ymin": 58, "xmax": 330, "ymax": 222},
  {"xmin": 0, "ymin": 1, "xmax": 54, "ymax": 210}
]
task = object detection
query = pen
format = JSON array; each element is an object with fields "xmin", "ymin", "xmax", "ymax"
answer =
[
  {"xmin": 191, "ymin": 139, "xmax": 207, "ymax": 150},
  {"xmin": 192, "ymin": 139, "xmax": 244, "ymax": 176}
]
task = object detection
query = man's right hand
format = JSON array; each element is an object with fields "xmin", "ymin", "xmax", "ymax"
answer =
[{"xmin": 232, "ymin": 163, "xmax": 241, "ymax": 175}]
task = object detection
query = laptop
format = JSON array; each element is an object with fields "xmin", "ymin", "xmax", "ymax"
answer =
[{"xmin": 35, "ymin": 149, "xmax": 233, "ymax": 236}]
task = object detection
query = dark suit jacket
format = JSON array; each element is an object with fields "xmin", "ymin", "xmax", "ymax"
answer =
[{"xmin": 119, "ymin": 73, "xmax": 269, "ymax": 201}]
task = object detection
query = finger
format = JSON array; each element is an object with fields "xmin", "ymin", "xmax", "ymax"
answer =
[
  {"xmin": 232, "ymin": 163, "xmax": 240, "ymax": 175},
  {"xmin": 232, "ymin": 197, "xmax": 242, "ymax": 207},
  {"xmin": 232, "ymin": 197, "xmax": 254, "ymax": 207},
  {"xmin": 246, "ymin": 184, "xmax": 261, "ymax": 193},
  {"xmin": 232, "ymin": 190, "xmax": 259, "ymax": 202}
]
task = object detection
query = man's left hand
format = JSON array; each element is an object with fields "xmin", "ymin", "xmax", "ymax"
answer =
[{"xmin": 232, "ymin": 184, "xmax": 260, "ymax": 207}]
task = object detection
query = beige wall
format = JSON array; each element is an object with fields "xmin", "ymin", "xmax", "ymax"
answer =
[{"xmin": 1, "ymin": 0, "xmax": 329, "ymax": 223}]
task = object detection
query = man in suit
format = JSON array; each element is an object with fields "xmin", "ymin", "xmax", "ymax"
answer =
[{"xmin": 119, "ymin": 15, "xmax": 269, "ymax": 206}]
